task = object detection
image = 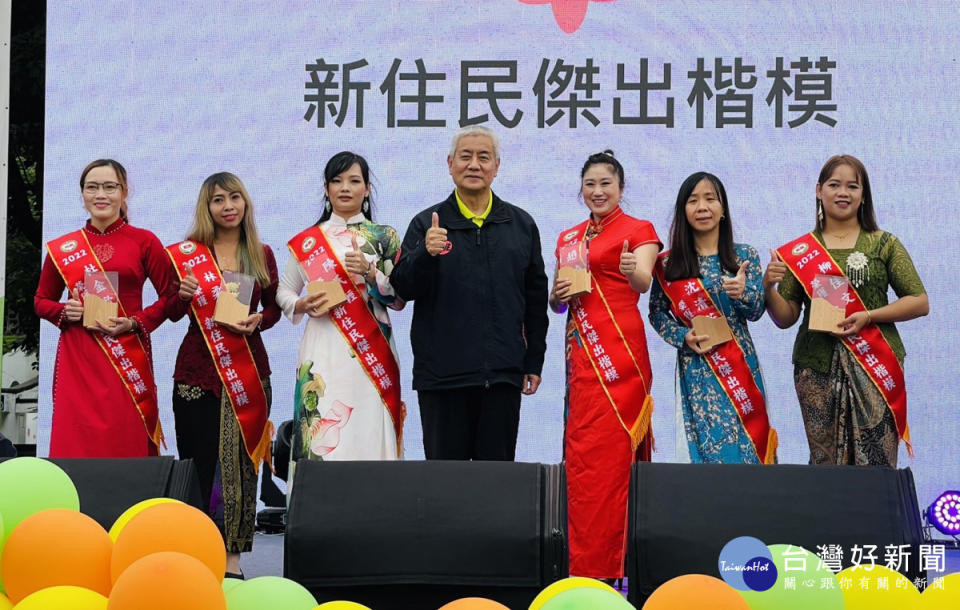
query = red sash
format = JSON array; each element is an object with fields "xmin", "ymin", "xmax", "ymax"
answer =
[
  {"xmin": 561, "ymin": 221, "xmax": 653, "ymax": 450},
  {"xmin": 777, "ymin": 233, "xmax": 910, "ymax": 451},
  {"xmin": 288, "ymin": 225, "xmax": 404, "ymax": 452},
  {"xmin": 653, "ymin": 253, "xmax": 777, "ymax": 464},
  {"xmin": 166, "ymin": 241, "xmax": 273, "ymax": 472},
  {"xmin": 46, "ymin": 229, "xmax": 163, "ymax": 449}
]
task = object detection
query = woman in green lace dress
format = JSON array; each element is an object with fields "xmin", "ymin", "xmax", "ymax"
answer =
[{"xmin": 764, "ymin": 155, "xmax": 928, "ymax": 466}]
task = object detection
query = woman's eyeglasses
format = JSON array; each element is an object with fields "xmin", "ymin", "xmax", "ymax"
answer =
[{"xmin": 83, "ymin": 181, "xmax": 122, "ymax": 195}]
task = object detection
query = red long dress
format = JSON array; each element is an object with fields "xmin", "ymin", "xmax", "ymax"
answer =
[
  {"xmin": 35, "ymin": 219, "xmax": 175, "ymax": 457},
  {"xmin": 562, "ymin": 210, "xmax": 660, "ymax": 578}
]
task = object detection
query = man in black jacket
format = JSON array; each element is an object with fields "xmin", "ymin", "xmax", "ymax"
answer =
[{"xmin": 391, "ymin": 126, "xmax": 548, "ymax": 460}]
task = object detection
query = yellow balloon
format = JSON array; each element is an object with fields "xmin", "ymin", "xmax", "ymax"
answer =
[
  {"xmin": 835, "ymin": 565, "xmax": 920, "ymax": 610},
  {"xmin": 12, "ymin": 586, "xmax": 107, "ymax": 610},
  {"xmin": 920, "ymin": 572, "xmax": 960, "ymax": 610},
  {"xmin": 0, "ymin": 592, "xmax": 12, "ymax": 610},
  {"xmin": 108, "ymin": 497, "xmax": 182, "ymax": 542},
  {"xmin": 314, "ymin": 603, "xmax": 372, "ymax": 610},
  {"xmin": 529, "ymin": 577, "xmax": 619, "ymax": 610}
]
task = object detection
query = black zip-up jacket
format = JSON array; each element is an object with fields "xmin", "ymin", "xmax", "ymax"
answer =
[{"xmin": 390, "ymin": 191, "xmax": 549, "ymax": 391}]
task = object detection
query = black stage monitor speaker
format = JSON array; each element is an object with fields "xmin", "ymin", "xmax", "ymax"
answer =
[
  {"xmin": 285, "ymin": 460, "xmax": 567, "ymax": 610},
  {"xmin": 0, "ymin": 456, "xmax": 204, "ymax": 531},
  {"xmin": 627, "ymin": 463, "xmax": 924, "ymax": 607}
]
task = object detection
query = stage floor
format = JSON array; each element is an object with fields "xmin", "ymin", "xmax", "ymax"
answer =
[{"xmin": 244, "ymin": 532, "xmax": 284, "ymax": 578}]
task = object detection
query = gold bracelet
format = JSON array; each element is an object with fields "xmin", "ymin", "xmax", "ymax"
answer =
[{"xmin": 865, "ymin": 309, "xmax": 873, "ymax": 324}]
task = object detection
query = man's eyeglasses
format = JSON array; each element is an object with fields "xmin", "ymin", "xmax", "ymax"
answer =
[{"xmin": 83, "ymin": 181, "xmax": 122, "ymax": 195}]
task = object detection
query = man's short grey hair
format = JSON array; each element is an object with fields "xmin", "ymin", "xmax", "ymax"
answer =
[{"xmin": 448, "ymin": 125, "xmax": 501, "ymax": 160}]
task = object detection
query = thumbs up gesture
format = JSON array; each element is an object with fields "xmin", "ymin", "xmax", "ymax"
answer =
[
  {"xmin": 722, "ymin": 260, "xmax": 750, "ymax": 301},
  {"xmin": 762, "ymin": 249, "xmax": 787, "ymax": 291},
  {"xmin": 344, "ymin": 232, "xmax": 373, "ymax": 277},
  {"xmin": 618, "ymin": 240, "xmax": 636, "ymax": 277},
  {"xmin": 179, "ymin": 263, "xmax": 200, "ymax": 302},
  {"xmin": 425, "ymin": 211, "xmax": 448, "ymax": 257},
  {"xmin": 64, "ymin": 287, "xmax": 84, "ymax": 322}
]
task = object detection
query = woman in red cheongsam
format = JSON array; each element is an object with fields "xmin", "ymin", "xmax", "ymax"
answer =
[{"xmin": 549, "ymin": 151, "xmax": 661, "ymax": 581}]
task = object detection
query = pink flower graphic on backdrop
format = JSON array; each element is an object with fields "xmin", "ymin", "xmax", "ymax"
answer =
[
  {"xmin": 518, "ymin": 0, "xmax": 616, "ymax": 34},
  {"xmin": 309, "ymin": 400, "xmax": 354, "ymax": 457}
]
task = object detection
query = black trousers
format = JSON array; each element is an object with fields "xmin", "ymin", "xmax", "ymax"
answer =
[
  {"xmin": 418, "ymin": 383, "xmax": 521, "ymax": 461},
  {"xmin": 172, "ymin": 385, "xmax": 219, "ymax": 514}
]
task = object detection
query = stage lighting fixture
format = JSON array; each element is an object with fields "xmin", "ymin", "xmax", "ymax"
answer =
[{"xmin": 927, "ymin": 491, "xmax": 960, "ymax": 536}]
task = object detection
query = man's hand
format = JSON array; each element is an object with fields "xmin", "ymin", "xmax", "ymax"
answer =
[
  {"xmin": 425, "ymin": 212, "xmax": 448, "ymax": 256},
  {"xmin": 522, "ymin": 374, "xmax": 541, "ymax": 395}
]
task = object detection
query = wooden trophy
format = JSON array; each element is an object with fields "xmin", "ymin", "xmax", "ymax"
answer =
[
  {"xmin": 214, "ymin": 271, "xmax": 255, "ymax": 325},
  {"xmin": 82, "ymin": 270, "xmax": 119, "ymax": 328},
  {"xmin": 306, "ymin": 280, "xmax": 347, "ymax": 316},
  {"xmin": 557, "ymin": 240, "xmax": 591, "ymax": 298},
  {"xmin": 808, "ymin": 274, "xmax": 849, "ymax": 333},
  {"xmin": 692, "ymin": 315, "xmax": 733, "ymax": 350}
]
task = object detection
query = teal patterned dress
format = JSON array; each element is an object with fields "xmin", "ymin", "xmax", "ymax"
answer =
[{"xmin": 649, "ymin": 243, "xmax": 769, "ymax": 463}]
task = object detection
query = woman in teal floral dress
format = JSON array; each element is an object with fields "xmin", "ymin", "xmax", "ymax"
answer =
[{"xmin": 650, "ymin": 172, "xmax": 774, "ymax": 464}]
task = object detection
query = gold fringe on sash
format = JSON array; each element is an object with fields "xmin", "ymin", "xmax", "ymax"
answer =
[
  {"xmin": 150, "ymin": 421, "xmax": 166, "ymax": 451},
  {"xmin": 903, "ymin": 424, "xmax": 914, "ymax": 458},
  {"xmin": 395, "ymin": 402, "xmax": 406, "ymax": 458},
  {"xmin": 764, "ymin": 428, "xmax": 778, "ymax": 465},
  {"xmin": 247, "ymin": 420, "xmax": 275, "ymax": 475},
  {"xmin": 628, "ymin": 394, "xmax": 654, "ymax": 452}
]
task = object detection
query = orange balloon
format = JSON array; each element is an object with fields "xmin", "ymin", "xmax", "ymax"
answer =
[
  {"xmin": 106, "ymin": 552, "xmax": 226, "ymax": 610},
  {"xmin": 438, "ymin": 598, "xmax": 510, "ymax": 610},
  {"xmin": 0, "ymin": 508, "xmax": 113, "ymax": 603},
  {"xmin": 108, "ymin": 497, "xmax": 182, "ymax": 542},
  {"xmin": 643, "ymin": 574, "xmax": 749, "ymax": 610},
  {"xmin": 110, "ymin": 503, "xmax": 225, "ymax": 583}
]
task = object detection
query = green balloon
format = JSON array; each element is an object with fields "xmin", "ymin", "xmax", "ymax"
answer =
[
  {"xmin": 222, "ymin": 578, "xmax": 244, "ymax": 593},
  {"xmin": 541, "ymin": 587, "xmax": 633, "ymax": 610},
  {"xmin": 738, "ymin": 544, "xmax": 845, "ymax": 610},
  {"xmin": 0, "ymin": 512, "xmax": 4, "ymax": 594},
  {"xmin": 0, "ymin": 458, "xmax": 80, "ymax": 543},
  {"xmin": 0, "ymin": 458, "xmax": 80, "ymax": 594},
  {"xmin": 225, "ymin": 576, "xmax": 317, "ymax": 610}
]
